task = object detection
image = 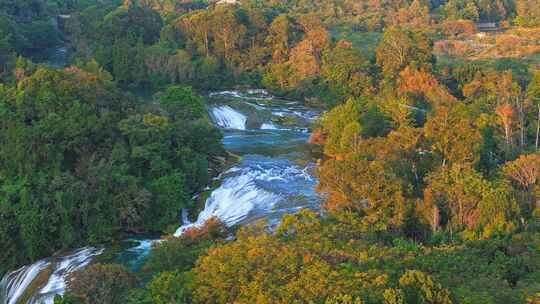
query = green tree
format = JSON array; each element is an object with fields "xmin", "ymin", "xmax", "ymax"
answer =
[
  {"xmin": 321, "ymin": 98, "xmax": 362, "ymax": 156},
  {"xmin": 424, "ymin": 105, "xmax": 482, "ymax": 167},
  {"xmin": 376, "ymin": 27, "xmax": 433, "ymax": 80},
  {"xmin": 398, "ymin": 270, "xmax": 452, "ymax": 304},
  {"xmin": 159, "ymin": 86, "xmax": 205, "ymax": 121},
  {"xmin": 145, "ymin": 271, "xmax": 192, "ymax": 304},
  {"xmin": 322, "ymin": 41, "xmax": 374, "ymax": 99}
]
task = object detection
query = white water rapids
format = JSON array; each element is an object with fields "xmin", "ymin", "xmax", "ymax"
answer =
[
  {"xmin": 211, "ymin": 106, "xmax": 247, "ymax": 130},
  {"xmin": 175, "ymin": 155, "xmax": 318, "ymax": 236},
  {"xmin": 1, "ymin": 90, "xmax": 321, "ymax": 303},
  {"xmin": 176, "ymin": 92, "xmax": 321, "ymax": 236},
  {"xmin": 0, "ymin": 248, "xmax": 103, "ymax": 304}
]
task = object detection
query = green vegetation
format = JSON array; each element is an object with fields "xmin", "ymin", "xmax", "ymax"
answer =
[
  {"xmin": 2, "ymin": 0, "xmax": 540, "ymax": 303},
  {"xmin": 0, "ymin": 64, "xmax": 223, "ymax": 274}
]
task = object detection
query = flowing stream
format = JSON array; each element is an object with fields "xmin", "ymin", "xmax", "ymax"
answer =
[
  {"xmin": 176, "ymin": 90, "xmax": 321, "ymax": 235},
  {"xmin": 0, "ymin": 90, "xmax": 321, "ymax": 303}
]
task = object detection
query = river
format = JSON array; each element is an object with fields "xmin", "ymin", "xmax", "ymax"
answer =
[{"xmin": 0, "ymin": 90, "xmax": 322, "ymax": 304}]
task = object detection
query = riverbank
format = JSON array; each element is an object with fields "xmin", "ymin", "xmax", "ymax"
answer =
[{"xmin": 0, "ymin": 89, "xmax": 323, "ymax": 304}]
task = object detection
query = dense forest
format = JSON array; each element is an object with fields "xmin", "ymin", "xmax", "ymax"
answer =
[{"xmin": 2, "ymin": 0, "xmax": 540, "ymax": 303}]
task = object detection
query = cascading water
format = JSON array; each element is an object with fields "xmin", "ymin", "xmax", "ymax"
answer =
[
  {"xmin": 0, "ymin": 248, "xmax": 103, "ymax": 304},
  {"xmin": 210, "ymin": 106, "xmax": 247, "ymax": 130},
  {"xmin": 30, "ymin": 248, "xmax": 104, "ymax": 304},
  {"xmin": 2, "ymin": 89, "xmax": 322, "ymax": 301},
  {"xmin": 0, "ymin": 261, "xmax": 50, "ymax": 304},
  {"xmin": 261, "ymin": 122, "xmax": 280, "ymax": 130},
  {"xmin": 175, "ymin": 155, "xmax": 319, "ymax": 236},
  {"xmin": 176, "ymin": 91, "xmax": 322, "ymax": 236}
]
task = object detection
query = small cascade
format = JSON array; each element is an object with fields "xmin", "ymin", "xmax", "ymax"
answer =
[
  {"xmin": 261, "ymin": 122, "xmax": 280, "ymax": 130},
  {"xmin": 0, "ymin": 248, "xmax": 103, "ymax": 304},
  {"xmin": 175, "ymin": 169, "xmax": 280, "ymax": 236},
  {"xmin": 30, "ymin": 248, "xmax": 104, "ymax": 304},
  {"xmin": 0, "ymin": 261, "xmax": 50, "ymax": 304},
  {"xmin": 209, "ymin": 89, "xmax": 273, "ymax": 101},
  {"xmin": 181, "ymin": 208, "xmax": 191, "ymax": 225},
  {"xmin": 210, "ymin": 106, "xmax": 247, "ymax": 130}
]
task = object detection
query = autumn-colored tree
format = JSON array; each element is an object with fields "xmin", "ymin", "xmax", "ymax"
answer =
[
  {"xmin": 424, "ymin": 105, "xmax": 482, "ymax": 166},
  {"xmin": 424, "ymin": 164, "xmax": 518, "ymax": 237},
  {"xmin": 392, "ymin": 0, "xmax": 431, "ymax": 29},
  {"xmin": 503, "ymin": 153, "xmax": 540, "ymax": 217},
  {"xmin": 396, "ymin": 270, "xmax": 452, "ymax": 304},
  {"xmin": 463, "ymin": 71, "xmax": 526, "ymax": 151},
  {"xmin": 265, "ymin": 14, "xmax": 298, "ymax": 64},
  {"xmin": 376, "ymin": 27, "xmax": 433, "ymax": 79},
  {"xmin": 67, "ymin": 264, "xmax": 136, "ymax": 304},
  {"xmin": 192, "ymin": 212, "xmax": 391, "ymax": 304},
  {"xmin": 297, "ymin": 14, "xmax": 331, "ymax": 61},
  {"xmin": 399, "ymin": 67, "xmax": 457, "ymax": 106},
  {"xmin": 514, "ymin": 0, "xmax": 540, "ymax": 26},
  {"xmin": 281, "ymin": 16, "xmax": 330, "ymax": 87},
  {"xmin": 496, "ymin": 103, "xmax": 517, "ymax": 151},
  {"xmin": 326, "ymin": 294, "xmax": 365, "ymax": 304},
  {"xmin": 528, "ymin": 292, "xmax": 540, "ymax": 304},
  {"xmin": 210, "ymin": 6, "xmax": 247, "ymax": 64},
  {"xmin": 318, "ymin": 153, "xmax": 413, "ymax": 233},
  {"xmin": 288, "ymin": 39, "xmax": 321, "ymax": 85}
]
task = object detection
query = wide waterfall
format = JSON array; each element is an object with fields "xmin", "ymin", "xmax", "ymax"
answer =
[
  {"xmin": 210, "ymin": 106, "xmax": 247, "ymax": 130},
  {"xmin": 175, "ymin": 155, "xmax": 319, "ymax": 236}
]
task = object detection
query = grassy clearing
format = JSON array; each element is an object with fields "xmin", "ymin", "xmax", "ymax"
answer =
[{"xmin": 330, "ymin": 25, "xmax": 382, "ymax": 57}]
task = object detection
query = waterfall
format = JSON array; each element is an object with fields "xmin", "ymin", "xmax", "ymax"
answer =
[
  {"xmin": 175, "ymin": 168, "xmax": 280, "ymax": 236},
  {"xmin": 210, "ymin": 106, "xmax": 247, "ymax": 130},
  {"xmin": 0, "ymin": 261, "xmax": 50, "ymax": 304},
  {"xmin": 0, "ymin": 248, "xmax": 103, "ymax": 304},
  {"xmin": 30, "ymin": 248, "xmax": 104, "ymax": 304},
  {"xmin": 175, "ymin": 155, "xmax": 319, "ymax": 236},
  {"xmin": 261, "ymin": 122, "xmax": 280, "ymax": 130}
]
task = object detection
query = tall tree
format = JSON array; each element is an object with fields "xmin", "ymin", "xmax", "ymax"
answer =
[{"xmin": 376, "ymin": 27, "xmax": 433, "ymax": 80}]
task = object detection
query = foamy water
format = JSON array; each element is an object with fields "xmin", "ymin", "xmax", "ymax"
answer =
[
  {"xmin": 211, "ymin": 106, "xmax": 247, "ymax": 130},
  {"xmin": 0, "ymin": 247, "xmax": 103, "ymax": 304},
  {"xmin": 176, "ymin": 91, "xmax": 321, "ymax": 236},
  {"xmin": 175, "ymin": 155, "xmax": 320, "ymax": 236},
  {"xmin": 2, "ymin": 89, "xmax": 321, "ymax": 302}
]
